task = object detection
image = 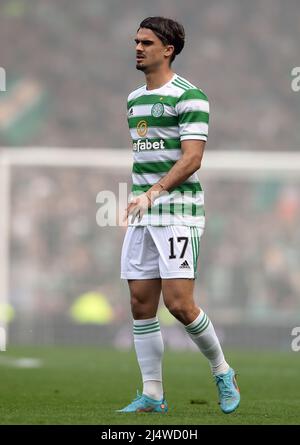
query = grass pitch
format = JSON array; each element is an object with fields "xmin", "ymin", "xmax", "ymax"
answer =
[{"xmin": 0, "ymin": 346, "xmax": 299, "ymax": 425}]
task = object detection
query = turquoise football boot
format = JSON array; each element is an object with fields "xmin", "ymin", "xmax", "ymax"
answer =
[
  {"xmin": 116, "ymin": 390, "xmax": 168, "ymax": 413},
  {"xmin": 214, "ymin": 368, "xmax": 240, "ymax": 414}
]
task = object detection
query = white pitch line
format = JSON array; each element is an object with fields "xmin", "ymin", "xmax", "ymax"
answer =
[{"xmin": 0, "ymin": 356, "xmax": 43, "ymax": 368}]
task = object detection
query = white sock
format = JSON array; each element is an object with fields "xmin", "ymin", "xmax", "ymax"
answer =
[
  {"xmin": 185, "ymin": 310, "xmax": 230, "ymax": 376},
  {"xmin": 133, "ymin": 317, "xmax": 164, "ymax": 400}
]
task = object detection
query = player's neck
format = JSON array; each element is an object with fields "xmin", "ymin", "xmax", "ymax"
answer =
[{"xmin": 145, "ymin": 69, "xmax": 174, "ymax": 91}]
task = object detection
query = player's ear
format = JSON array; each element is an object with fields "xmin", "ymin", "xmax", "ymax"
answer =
[{"xmin": 164, "ymin": 44, "xmax": 174, "ymax": 58}]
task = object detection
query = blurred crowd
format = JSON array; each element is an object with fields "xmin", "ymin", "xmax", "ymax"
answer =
[
  {"xmin": 200, "ymin": 179, "xmax": 300, "ymax": 321},
  {"xmin": 9, "ymin": 166, "xmax": 300, "ymax": 325},
  {"xmin": 10, "ymin": 167, "xmax": 130, "ymax": 319},
  {"xmin": 0, "ymin": 0, "xmax": 299, "ymax": 150}
]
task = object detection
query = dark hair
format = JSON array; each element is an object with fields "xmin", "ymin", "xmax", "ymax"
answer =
[{"xmin": 138, "ymin": 17, "xmax": 185, "ymax": 64}]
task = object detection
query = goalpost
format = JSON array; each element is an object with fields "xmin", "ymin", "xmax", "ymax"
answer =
[{"xmin": 0, "ymin": 148, "xmax": 300, "ymax": 349}]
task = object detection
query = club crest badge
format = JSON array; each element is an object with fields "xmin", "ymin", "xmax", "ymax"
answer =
[{"xmin": 151, "ymin": 102, "xmax": 164, "ymax": 118}]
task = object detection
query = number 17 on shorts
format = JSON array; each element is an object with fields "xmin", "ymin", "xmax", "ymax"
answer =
[{"xmin": 121, "ymin": 225, "xmax": 204, "ymax": 280}]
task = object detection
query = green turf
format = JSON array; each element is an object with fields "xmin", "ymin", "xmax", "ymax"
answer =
[{"xmin": 0, "ymin": 346, "xmax": 299, "ymax": 425}]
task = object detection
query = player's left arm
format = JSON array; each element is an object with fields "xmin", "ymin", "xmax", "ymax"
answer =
[
  {"xmin": 124, "ymin": 140, "xmax": 205, "ymax": 223},
  {"xmin": 154, "ymin": 86, "xmax": 209, "ymax": 193},
  {"xmin": 155, "ymin": 139, "xmax": 206, "ymax": 190}
]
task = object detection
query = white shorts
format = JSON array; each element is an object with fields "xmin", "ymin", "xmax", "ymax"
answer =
[{"xmin": 120, "ymin": 225, "xmax": 204, "ymax": 280}]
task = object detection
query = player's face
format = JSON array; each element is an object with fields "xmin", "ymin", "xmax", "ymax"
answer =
[{"xmin": 135, "ymin": 28, "xmax": 172, "ymax": 73}]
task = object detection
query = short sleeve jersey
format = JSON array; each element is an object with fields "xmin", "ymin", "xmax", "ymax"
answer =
[{"xmin": 127, "ymin": 73, "xmax": 209, "ymax": 227}]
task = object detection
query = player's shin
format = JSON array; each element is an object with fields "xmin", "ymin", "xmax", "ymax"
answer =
[
  {"xmin": 133, "ymin": 317, "xmax": 164, "ymax": 400},
  {"xmin": 184, "ymin": 310, "xmax": 230, "ymax": 376}
]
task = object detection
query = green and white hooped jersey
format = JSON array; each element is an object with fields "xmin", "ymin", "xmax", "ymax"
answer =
[{"xmin": 127, "ymin": 73, "xmax": 209, "ymax": 228}]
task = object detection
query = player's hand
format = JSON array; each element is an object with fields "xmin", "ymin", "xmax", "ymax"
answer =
[
  {"xmin": 124, "ymin": 189, "xmax": 162, "ymax": 224},
  {"xmin": 123, "ymin": 184, "xmax": 165, "ymax": 224},
  {"xmin": 124, "ymin": 193, "xmax": 151, "ymax": 224}
]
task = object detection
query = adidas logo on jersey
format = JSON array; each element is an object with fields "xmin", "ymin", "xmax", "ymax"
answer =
[
  {"xmin": 179, "ymin": 260, "xmax": 190, "ymax": 269},
  {"xmin": 133, "ymin": 138, "xmax": 165, "ymax": 152}
]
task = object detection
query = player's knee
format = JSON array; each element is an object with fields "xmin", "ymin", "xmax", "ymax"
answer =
[
  {"xmin": 130, "ymin": 295, "xmax": 142, "ymax": 311},
  {"xmin": 130, "ymin": 296, "xmax": 152, "ymax": 318},
  {"xmin": 166, "ymin": 301, "xmax": 189, "ymax": 320}
]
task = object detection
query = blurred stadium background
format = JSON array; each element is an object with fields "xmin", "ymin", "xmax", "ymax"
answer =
[{"xmin": 0, "ymin": 0, "xmax": 299, "ymax": 389}]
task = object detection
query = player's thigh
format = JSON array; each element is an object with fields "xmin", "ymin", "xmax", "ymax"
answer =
[
  {"xmin": 129, "ymin": 279, "xmax": 161, "ymax": 318},
  {"xmin": 128, "ymin": 278, "xmax": 162, "ymax": 308},
  {"xmin": 161, "ymin": 278, "xmax": 195, "ymax": 310}
]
